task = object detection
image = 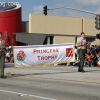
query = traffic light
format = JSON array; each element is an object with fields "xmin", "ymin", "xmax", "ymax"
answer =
[
  {"xmin": 96, "ymin": 33, "xmax": 100, "ymax": 39},
  {"xmin": 7, "ymin": 36, "xmax": 11, "ymax": 44},
  {"xmin": 95, "ymin": 15, "xmax": 100, "ymax": 30},
  {"xmin": 43, "ymin": 5, "xmax": 47, "ymax": 15}
]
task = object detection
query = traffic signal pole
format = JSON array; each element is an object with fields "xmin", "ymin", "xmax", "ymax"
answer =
[
  {"xmin": 47, "ymin": 6, "xmax": 99, "ymax": 15},
  {"xmin": 7, "ymin": 36, "xmax": 11, "ymax": 44},
  {"xmin": 96, "ymin": 33, "xmax": 100, "ymax": 39},
  {"xmin": 95, "ymin": 15, "xmax": 100, "ymax": 30},
  {"xmin": 43, "ymin": 6, "xmax": 99, "ymax": 16},
  {"xmin": 43, "ymin": 5, "xmax": 47, "ymax": 15}
]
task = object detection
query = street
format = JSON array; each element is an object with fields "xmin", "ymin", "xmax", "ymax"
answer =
[{"xmin": 0, "ymin": 66, "xmax": 100, "ymax": 100}]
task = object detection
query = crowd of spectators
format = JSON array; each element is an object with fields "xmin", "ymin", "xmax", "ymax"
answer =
[
  {"xmin": 4, "ymin": 46, "xmax": 14, "ymax": 63},
  {"xmin": 74, "ymin": 44, "xmax": 100, "ymax": 67}
]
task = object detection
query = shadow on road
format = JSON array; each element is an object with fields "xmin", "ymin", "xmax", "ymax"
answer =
[{"xmin": 5, "ymin": 69, "xmax": 100, "ymax": 78}]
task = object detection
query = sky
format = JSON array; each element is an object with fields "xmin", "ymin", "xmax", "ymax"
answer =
[{"xmin": 1, "ymin": 0, "xmax": 100, "ymax": 21}]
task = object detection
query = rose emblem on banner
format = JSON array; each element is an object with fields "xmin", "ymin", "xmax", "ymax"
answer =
[{"xmin": 17, "ymin": 50, "xmax": 26, "ymax": 61}]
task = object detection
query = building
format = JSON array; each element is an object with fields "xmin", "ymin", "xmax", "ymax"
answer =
[
  {"xmin": 15, "ymin": 14, "xmax": 100, "ymax": 46},
  {"xmin": 0, "ymin": 3, "xmax": 22, "ymax": 46},
  {"xmin": 0, "ymin": 4, "xmax": 99, "ymax": 46}
]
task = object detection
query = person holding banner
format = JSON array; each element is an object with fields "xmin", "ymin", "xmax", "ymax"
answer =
[
  {"xmin": 0, "ymin": 32, "xmax": 6, "ymax": 78},
  {"xmin": 76, "ymin": 32, "xmax": 86, "ymax": 72}
]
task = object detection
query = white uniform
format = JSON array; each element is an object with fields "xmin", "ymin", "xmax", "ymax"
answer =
[{"xmin": 77, "ymin": 37, "xmax": 86, "ymax": 49}]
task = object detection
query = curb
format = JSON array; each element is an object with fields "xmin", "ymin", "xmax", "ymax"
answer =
[{"xmin": 5, "ymin": 63, "xmax": 14, "ymax": 68}]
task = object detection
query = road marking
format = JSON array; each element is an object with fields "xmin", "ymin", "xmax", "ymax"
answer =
[
  {"xmin": 19, "ymin": 76, "xmax": 100, "ymax": 85},
  {"xmin": 0, "ymin": 89, "xmax": 57, "ymax": 100}
]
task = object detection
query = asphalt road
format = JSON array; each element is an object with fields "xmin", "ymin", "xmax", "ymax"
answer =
[{"xmin": 0, "ymin": 66, "xmax": 100, "ymax": 100}]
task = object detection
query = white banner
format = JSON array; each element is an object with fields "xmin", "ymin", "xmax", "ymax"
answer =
[{"xmin": 13, "ymin": 43, "xmax": 75, "ymax": 68}]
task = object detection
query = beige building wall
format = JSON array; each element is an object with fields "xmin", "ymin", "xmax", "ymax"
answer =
[
  {"xmin": 29, "ymin": 14, "xmax": 100, "ymax": 44},
  {"xmin": 54, "ymin": 36, "xmax": 75, "ymax": 44},
  {"xmin": 83, "ymin": 18, "xmax": 100, "ymax": 36},
  {"xmin": 29, "ymin": 14, "xmax": 82, "ymax": 35}
]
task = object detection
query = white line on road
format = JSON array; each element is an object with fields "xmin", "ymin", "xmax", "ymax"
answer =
[{"xmin": 0, "ymin": 89, "xmax": 57, "ymax": 100}]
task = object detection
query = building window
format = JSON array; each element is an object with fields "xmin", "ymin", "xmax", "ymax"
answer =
[
  {"xmin": 43, "ymin": 36, "xmax": 54, "ymax": 45},
  {"xmin": 86, "ymin": 37, "xmax": 95, "ymax": 43}
]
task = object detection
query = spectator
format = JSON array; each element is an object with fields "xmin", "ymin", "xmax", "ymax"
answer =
[
  {"xmin": 96, "ymin": 52, "xmax": 100, "ymax": 67},
  {"xmin": 90, "ymin": 45, "xmax": 96, "ymax": 54},
  {"xmin": 5, "ymin": 56, "xmax": 8, "ymax": 63},
  {"xmin": 96, "ymin": 45, "xmax": 100, "ymax": 54},
  {"xmin": 97, "ymin": 52, "xmax": 100, "ymax": 62},
  {"xmin": 6, "ymin": 51, "xmax": 10, "ymax": 62},
  {"xmin": 74, "ymin": 46, "xmax": 78, "ymax": 60},
  {"xmin": 10, "ymin": 54, "xmax": 14, "ymax": 63},
  {"xmin": 91, "ymin": 53, "xmax": 97, "ymax": 67},
  {"xmin": 85, "ymin": 53, "xmax": 93, "ymax": 67},
  {"xmin": 87, "ymin": 45, "xmax": 91, "ymax": 54}
]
